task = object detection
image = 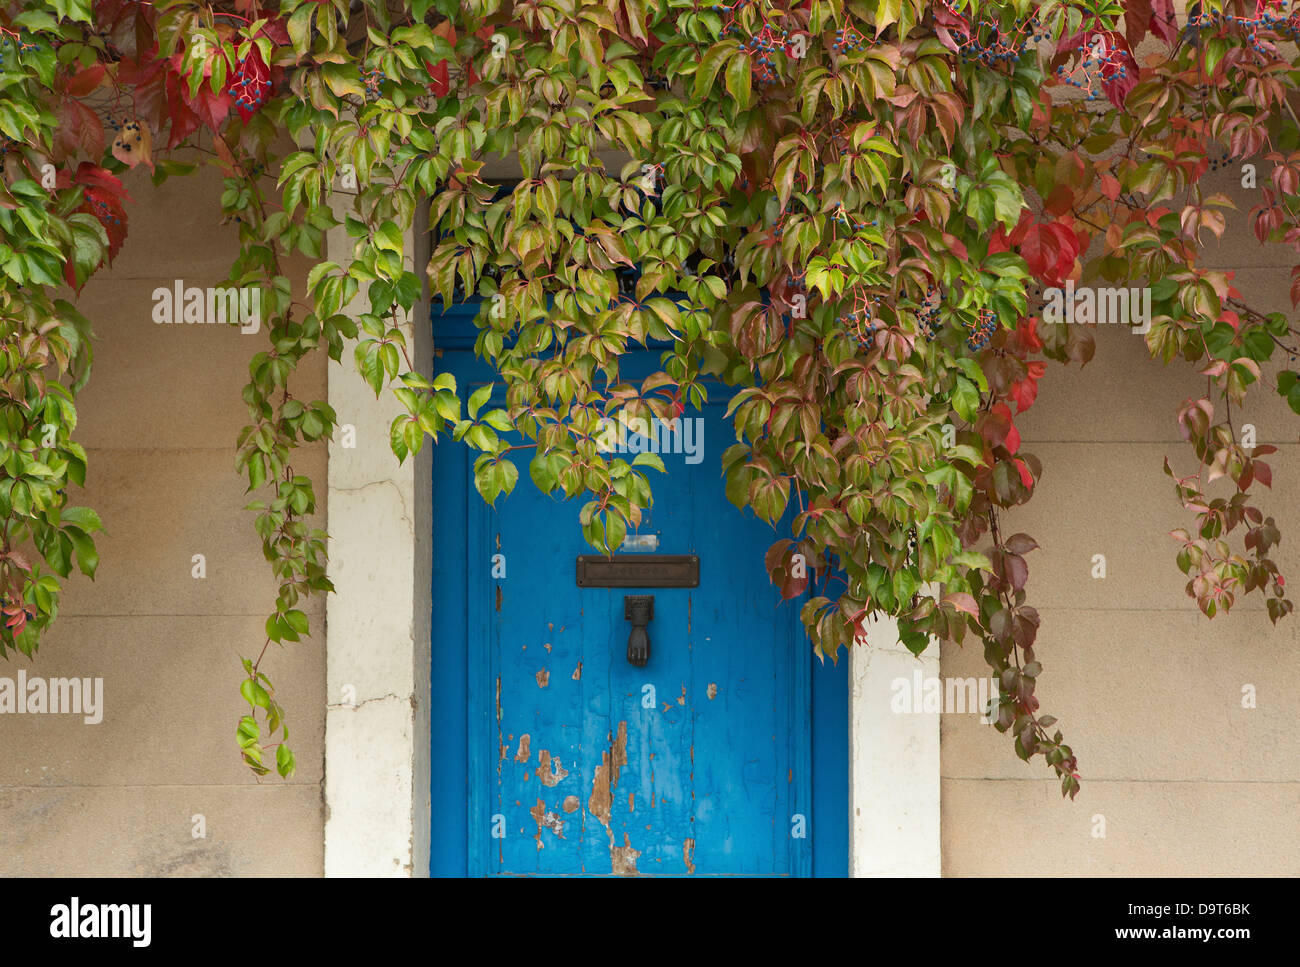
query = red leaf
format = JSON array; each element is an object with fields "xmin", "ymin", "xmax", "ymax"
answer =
[
  {"xmin": 119, "ymin": 57, "xmax": 167, "ymax": 132},
  {"xmin": 54, "ymin": 99, "xmax": 105, "ymax": 162},
  {"xmin": 163, "ymin": 69, "xmax": 203, "ymax": 148},
  {"xmin": 1004, "ymin": 553, "xmax": 1028, "ymax": 591},
  {"xmin": 1043, "ymin": 184, "xmax": 1075, "ymax": 216},
  {"xmin": 1003, "ymin": 533, "xmax": 1039, "ymax": 555},
  {"xmin": 101, "ymin": 0, "xmax": 157, "ymax": 61},
  {"xmin": 1020, "ymin": 220, "xmax": 1079, "ymax": 287},
  {"xmin": 1125, "ymin": 0, "xmax": 1154, "ymax": 47},
  {"xmin": 1013, "ymin": 458, "xmax": 1034, "ymax": 489},
  {"xmin": 1020, "ymin": 224, "xmax": 1061, "ymax": 283},
  {"xmin": 980, "ymin": 402, "xmax": 1022, "ymax": 454},
  {"xmin": 942, "ymin": 592, "xmax": 979, "ymax": 616},
  {"xmin": 226, "ymin": 44, "xmax": 270, "ymax": 122},
  {"xmin": 1009, "ymin": 367, "xmax": 1044, "ymax": 413},
  {"xmin": 933, "ymin": 2, "xmax": 970, "ymax": 53},
  {"xmin": 426, "ymin": 59, "xmax": 450, "ymax": 96},
  {"xmin": 83, "ymin": 186, "xmax": 128, "ymax": 261},
  {"xmin": 72, "ymin": 162, "xmax": 132, "ymax": 201},
  {"xmin": 1149, "ymin": 0, "xmax": 1179, "ymax": 44},
  {"xmin": 1052, "ymin": 27, "xmax": 1086, "ymax": 71},
  {"xmin": 427, "ymin": 20, "xmax": 457, "ymax": 96},
  {"xmin": 4, "ymin": 605, "xmax": 27, "ymax": 636},
  {"xmin": 1009, "ymin": 318, "xmax": 1044, "ymax": 356},
  {"xmin": 60, "ymin": 163, "xmax": 131, "ymax": 278},
  {"xmin": 65, "ymin": 64, "xmax": 106, "ymax": 96},
  {"xmin": 1004, "ymin": 419, "xmax": 1021, "ymax": 454},
  {"xmin": 1092, "ymin": 31, "xmax": 1139, "ymax": 108},
  {"xmin": 256, "ymin": 17, "xmax": 291, "ymax": 46}
]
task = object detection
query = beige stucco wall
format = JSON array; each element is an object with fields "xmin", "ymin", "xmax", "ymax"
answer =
[
  {"xmin": 6, "ymin": 121, "xmax": 1298, "ymax": 879},
  {"xmin": 0, "ymin": 158, "xmax": 326, "ymax": 876},
  {"xmin": 941, "ymin": 168, "xmax": 1300, "ymax": 876}
]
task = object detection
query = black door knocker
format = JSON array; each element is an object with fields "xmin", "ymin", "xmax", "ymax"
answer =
[{"xmin": 624, "ymin": 595, "xmax": 654, "ymax": 667}]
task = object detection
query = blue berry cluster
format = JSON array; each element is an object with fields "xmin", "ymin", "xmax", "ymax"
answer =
[
  {"xmin": 831, "ymin": 26, "xmax": 868, "ymax": 53},
  {"xmin": 854, "ymin": 318, "xmax": 876, "ymax": 350},
  {"xmin": 89, "ymin": 195, "xmax": 122, "ymax": 227},
  {"xmin": 919, "ymin": 285, "xmax": 943, "ymax": 339},
  {"xmin": 966, "ymin": 308, "xmax": 997, "ymax": 350},
  {"xmin": 1188, "ymin": 3, "xmax": 1300, "ymax": 53},
  {"xmin": 716, "ymin": 2, "xmax": 790, "ymax": 87},
  {"xmin": 1207, "ymin": 149, "xmax": 1240, "ymax": 173},
  {"xmin": 360, "ymin": 66, "xmax": 386, "ymax": 100},
  {"xmin": 229, "ymin": 59, "xmax": 271, "ymax": 115},
  {"xmin": 1055, "ymin": 35, "xmax": 1130, "ymax": 102},
  {"xmin": 745, "ymin": 26, "xmax": 790, "ymax": 85},
  {"xmin": 955, "ymin": 13, "xmax": 1042, "ymax": 68},
  {"xmin": 845, "ymin": 294, "xmax": 884, "ymax": 351},
  {"xmin": 832, "ymin": 207, "xmax": 877, "ymax": 231},
  {"xmin": 713, "ymin": 0, "xmax": 751, "ymax": 26},
  {"xmin": 0, "ymin": 32, "xmax": 41, "ymax": 66}
]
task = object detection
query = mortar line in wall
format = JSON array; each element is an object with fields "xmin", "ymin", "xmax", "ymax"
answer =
[
  {"xmin": 79, "ymin": 446, "xmax": 327, "ymax": 452},
  {"xmin": 1018, "ymin": 440, "xmax": 1300, "ymax": 446},
  {"xmin": 946, "ymin": 607, "xmax": 1285, "ymax": 614},
  {"xmin": 938, "ymin": 776, "xmax": 1300, "ymax": 784},
  {"xmin": 51, "ymin": 612, "xmax": 325, "ymax": 618},
  {"xmin": 0, "ymin": 782, "xmax": 322, "ymax": 789}
]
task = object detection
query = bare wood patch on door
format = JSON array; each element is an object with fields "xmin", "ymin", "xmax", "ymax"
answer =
[
  {"xmin": 587, "ymin": 720, "xmax": 629, "ymax": 868},
  {"xmin": 536, "ymin": 749, "xmax": 569, "ymax": 787},
  {"xmin": 611, "ymin": 833, "xmax": 640, "ymax": 875}
]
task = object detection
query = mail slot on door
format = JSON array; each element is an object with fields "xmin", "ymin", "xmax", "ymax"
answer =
[{"xmin": 574, "ymin": 554, "xmax": 700, "ymax": 588}]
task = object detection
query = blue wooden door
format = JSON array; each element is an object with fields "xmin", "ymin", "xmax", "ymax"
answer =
[{"xmin": 431, "ymin": 306, "xmax": 847, "ymax": 876}]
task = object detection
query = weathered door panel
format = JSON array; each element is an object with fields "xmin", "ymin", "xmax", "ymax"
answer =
[{"xmin": 432, "ymin": 309, "xmax": 839, "ymax": 876}]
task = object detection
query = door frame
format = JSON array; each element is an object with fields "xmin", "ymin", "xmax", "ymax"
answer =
[{"xmin": 323, "ymin": 206, "xmax": 935, "ymax": 878}]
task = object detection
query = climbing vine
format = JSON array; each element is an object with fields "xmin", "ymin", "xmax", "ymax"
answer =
[{"xmin": 5, "ymin": 0, "xmax": 1300, "ymax": 797}]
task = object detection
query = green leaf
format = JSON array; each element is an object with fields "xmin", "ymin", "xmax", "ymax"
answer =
[
  {"xmin": 321, "ymin": 62, "xmax": 366, "ymax": 98},
  {"xmin": 60, "ymin": 506, "xmax": 103, "ymax": 532},
  {"xmin": 276, "ymin": 743, "xmax": 296, "ymax": 778},
  {"xmin": 374, "ymin": 221, "xmax": 403, "ymax": 254},
  {"xmin": 954, "ymin": 357, "xmax": 988, "ymax": 393},
  {"xmin": 468, "ymin": 383, "xmax": 493, "ymax": 419},
  {"xmin": 284, "ymin": 610, "xmax": 310, "ymax": 635},
  {"xmin": 481, "ymin": 409, "xmax": 513, "ymax": 432},
  {"xmin": 724, "ymin": 50, "xmax": 751, "ymax": 107},
  {"xmin": 529, "ymin": 452, "xmax": 561, "ymax": 492},
  {"xmin": 240, "ymin": 679, "xmax": 271, "ymax": 709},
  {"xmin": 951, "ymin": 376, "xmax": 980, "ymax": 422},
  {"xmin": 66, "ymin": 529, "xmax": 98, "ymax": 579},
  {"xmin": 874, "ymin": 0, "xmax": 901, "ymax": 35},
  {"xmin": 693, "ymin": 41, "xmax": 735, "ymax": 100},
  {"xmin": 1205, "ymin": 37, "xmax": 1227, "ymax": 79}
]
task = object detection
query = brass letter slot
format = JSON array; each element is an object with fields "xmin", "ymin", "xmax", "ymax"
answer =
[{"xmin": 575, "ymin": 554, "xmax": 699, "ymax": 588}]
